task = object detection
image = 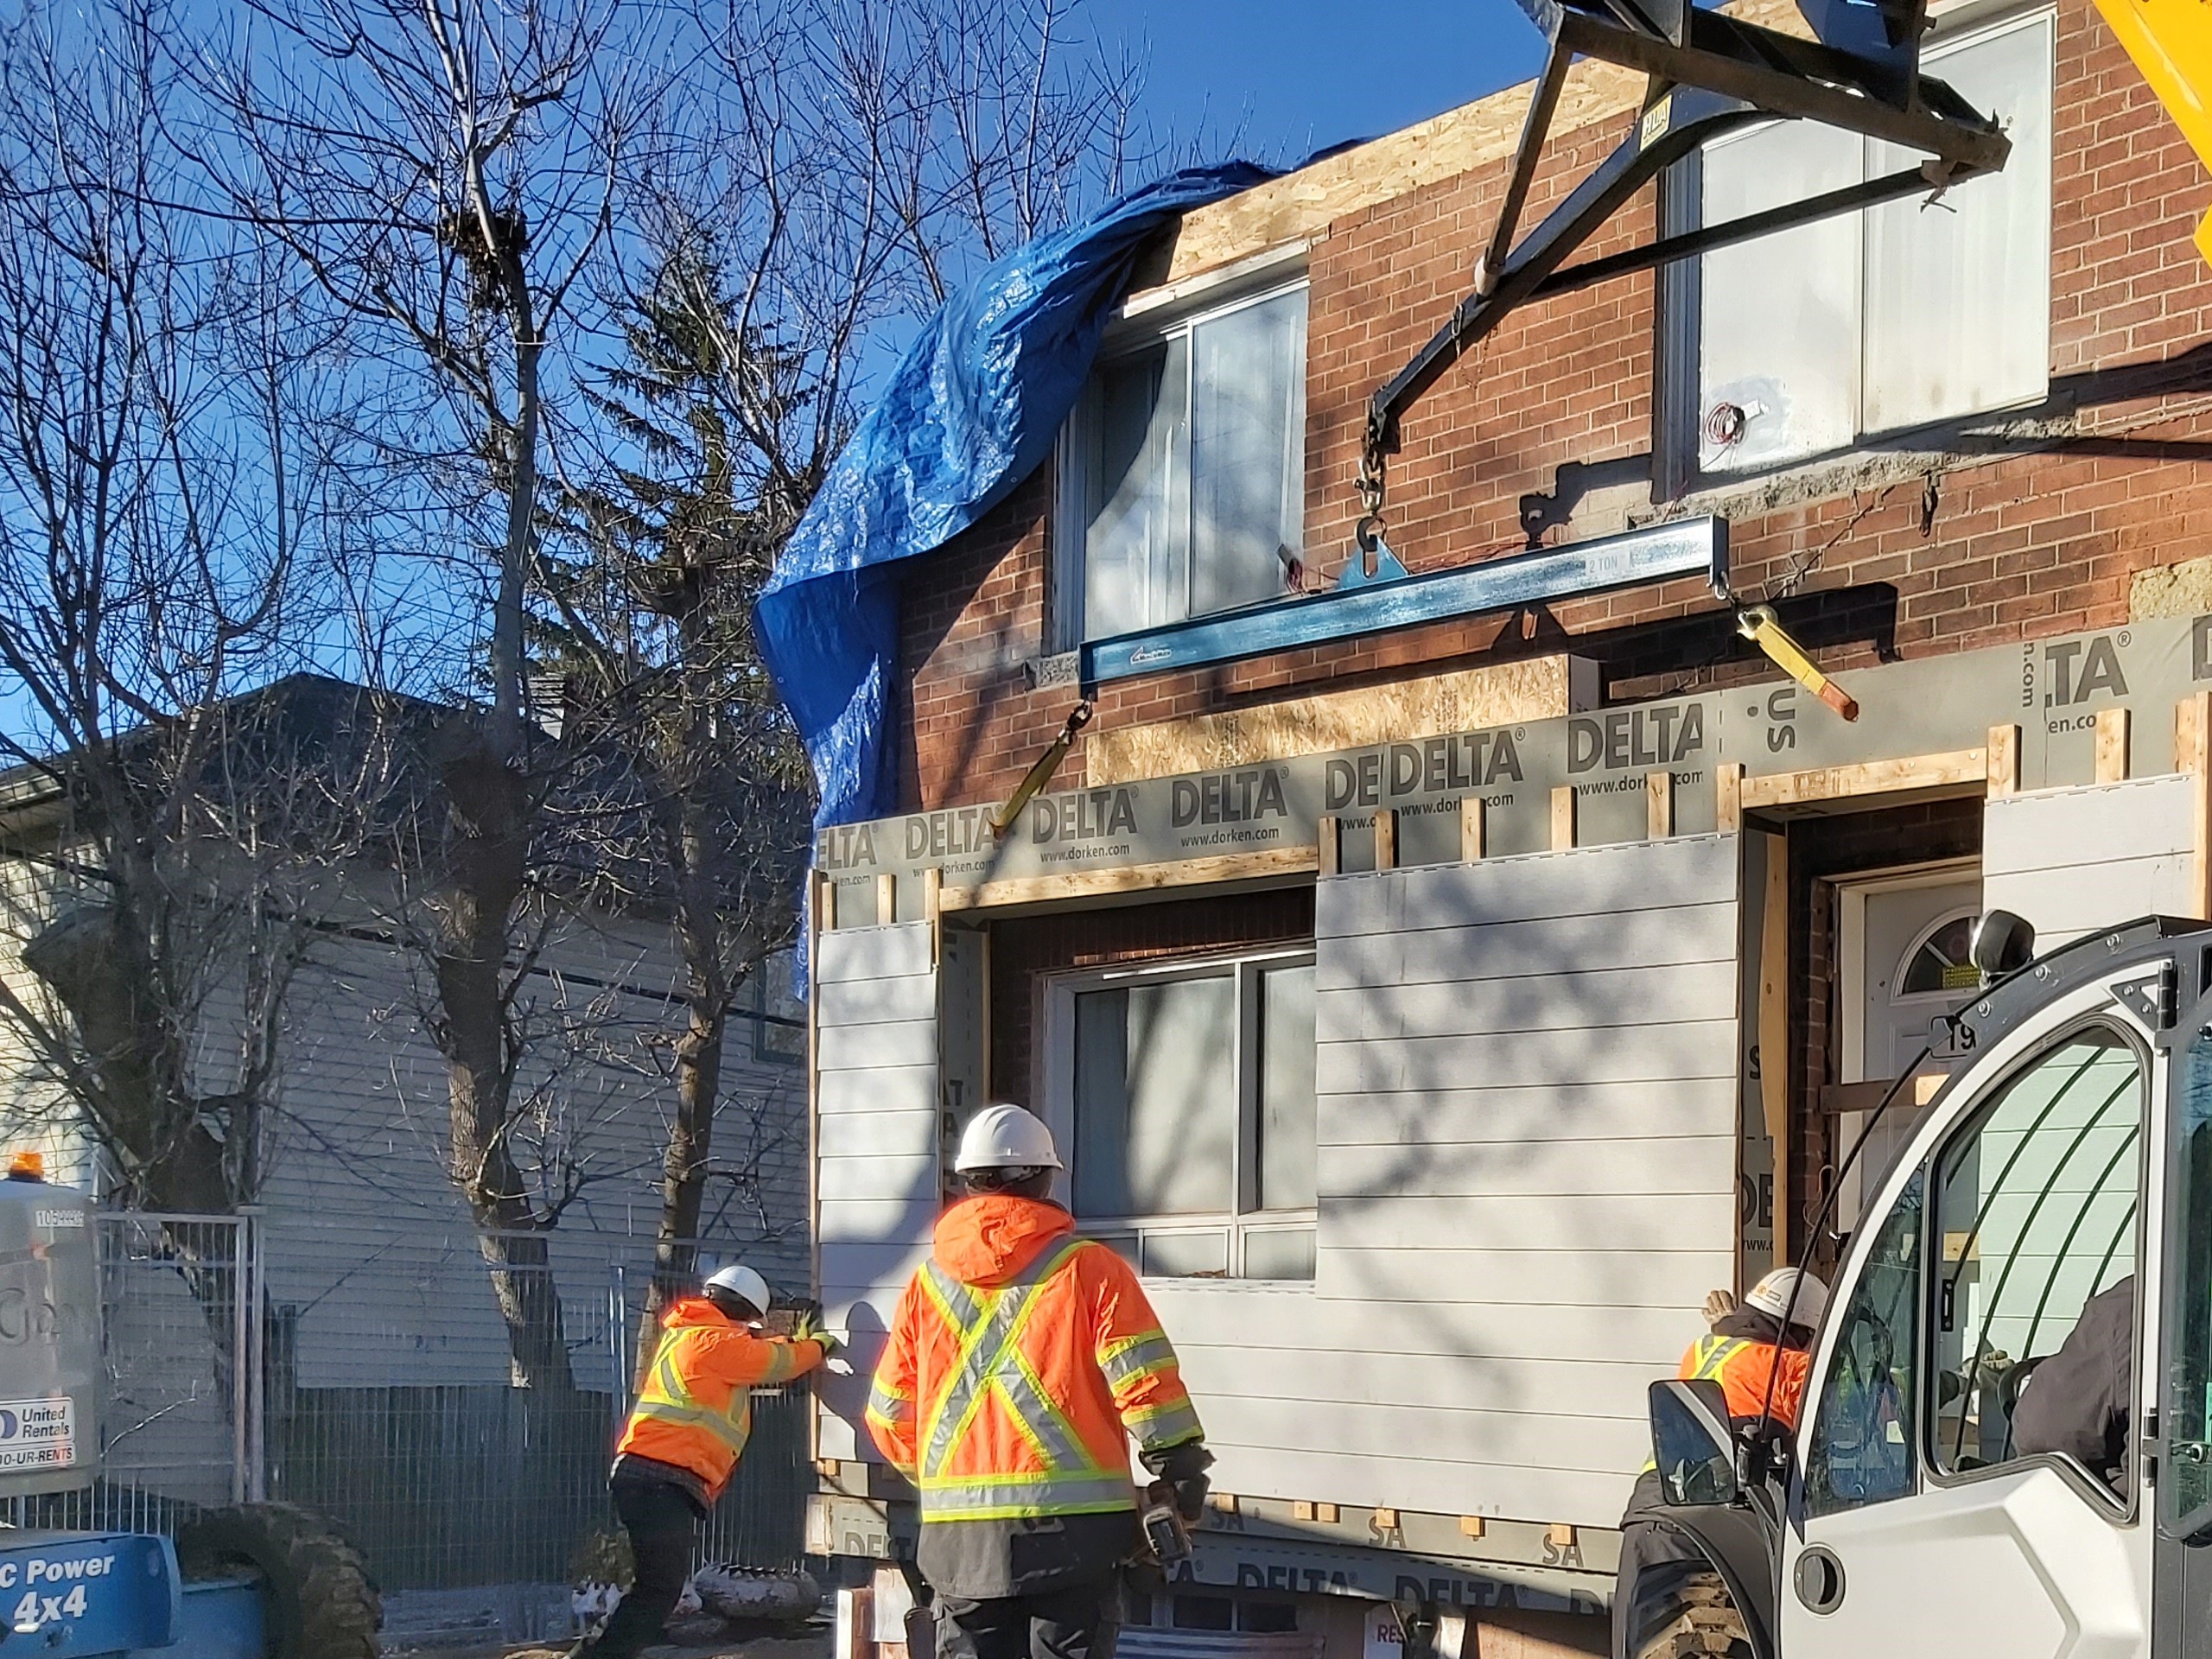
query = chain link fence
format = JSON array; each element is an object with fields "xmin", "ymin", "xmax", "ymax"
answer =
[{"xmin": 34, "ymin": 1213, "xmax": 814, "ymax": 1646}]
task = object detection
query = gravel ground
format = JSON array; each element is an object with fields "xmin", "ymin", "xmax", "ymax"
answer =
[{"xmin": 410, "ymin": 1622, "xmax": 832, "ymax": 1659}]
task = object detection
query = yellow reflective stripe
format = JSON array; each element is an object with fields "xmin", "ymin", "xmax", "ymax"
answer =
[
  {"xmin": 1122, "ymin": 1395, "xmax": 1203, "ymax": 1451},
  {"xmin": 757, "ymin": 1343, "xmax": 804, "ymax": 1385},
  {"xmin": 1098, "ymin": 1332, "xmax": 1176, "ymax": 1389},
  {"xmin": 638, "ymin": 1335, "xmax": 752, "ymax": 1454},
  {"xmin": 923, "ymin": 1239, "xmax": 1090, "ymax": 1478},
  {"xmin": 1690, "ymin": 1338, "xmax": 1744, "ymax": 1382},
  {"xmin": 918, "ymin": 1467, "xmax": 1132, "ymax": 1520},
  {"xmin": 998, "ymin": 1349, "xmax": 1091, "ymax": 1471},
  {"xmin": 634, "ymin": 1395, "xmax": 751, "ymax": 1454},
  {"xmin": 868, "ymin": 1379, "xmax": 915, "ymax": 1424}
]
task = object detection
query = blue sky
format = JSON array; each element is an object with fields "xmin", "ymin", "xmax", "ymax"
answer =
[{"xmin": 1083, "ymin": 0, "xmax": 1548, "ymax": 165}]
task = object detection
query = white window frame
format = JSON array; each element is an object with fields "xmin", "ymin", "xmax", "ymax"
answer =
[
  {"xmin": 1661, "ymin": 3, "xmax": 2055, "ymax": 490},
  {"xmin": 1039, "ymin": 945, "xmax": 1317, "ymax": 1281},
  {"xmin": 1052, "ymin": 275, "xmax": 1310, "ymax": 652}
]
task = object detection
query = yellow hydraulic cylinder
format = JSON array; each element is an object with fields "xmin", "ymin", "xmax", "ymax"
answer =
[{"xmin": 2091, "ymin": 0, "xmax": 2212, "ymax": 267}]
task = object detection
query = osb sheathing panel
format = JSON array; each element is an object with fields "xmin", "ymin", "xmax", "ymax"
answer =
[
  {"xmin": 1148, "ymin": 0, "xmax": 1809, "ymax": 291},
  {"xmin": 1084, "ymin": 658, "xmax": 1592, "ymax": 785}
]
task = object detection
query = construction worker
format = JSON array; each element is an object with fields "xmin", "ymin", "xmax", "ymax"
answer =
[
  {"xmin": 2013, "ymin": 1274, "xmax": 2133, "ymax": 1492},
  {"xmin": 579, "ymin": 1262, "xmax": 834, "ymax": 1659},
  {"xmin": 867, "ymin": 1103, "xmax": 1211, "ymax": 1659},
  {"xmin": 1611, "ymin": 1268, "xmax": 1827, "ymax": 1659}
]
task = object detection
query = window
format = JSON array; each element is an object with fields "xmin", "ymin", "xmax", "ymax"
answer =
[
  {"xmin": 1057, "ymin": 951, "xmax": 1316, "ymax": 1280},
  {"xmin": 1806, "ymin": 1168, "xmax": 1924, "ymax": 1516},
  {"xmin": 1929, "ymin": 1027, "xmax": 2141, "ymax": 1484},
  {"xmin": 741, "ymin": 950, "xmax": 805, "ymax": 1065},
  {"xmin": 1683, "ymin": 9, "xmax": 2053, "ymax": 476},
  {"xmin": 2166, "ymin": 1027, "xmax": 2212, "ymax": 1531},
  {"xmin": 1057, "ymin": 283, "xmax": 1308, "ymax": 645}
]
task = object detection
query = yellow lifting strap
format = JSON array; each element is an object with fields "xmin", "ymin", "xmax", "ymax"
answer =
[{"xmin": 2092, "ymin": 0, "xmax": 2212, "ymax": 268}]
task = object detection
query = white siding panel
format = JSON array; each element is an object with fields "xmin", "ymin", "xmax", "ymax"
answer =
[
  {"xmin": 1289, "ymin": 835, "xmax": 1740, "ymax": 1527},
  {"xmin": 1984, "ymin": 776, "xmax": 2196, "ymax": 945},
  {"xmin": 814, "ymin": 921, "xmax": 938, "ymax": 1464}
]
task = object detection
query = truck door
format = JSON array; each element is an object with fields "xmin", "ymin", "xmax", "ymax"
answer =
[{"xmin": 1781, "ymin": 984, "xmax": 2158, "ymax": 1658}]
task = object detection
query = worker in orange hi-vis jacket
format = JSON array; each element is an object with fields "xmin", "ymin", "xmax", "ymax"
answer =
[
  {"xmin": 575, "ymin": 1263, "xmax": 832, "ymax": 1659},
  {"xmin": 868, "ymin": 1103, "xmax": 1212, "ymax": 1659}
]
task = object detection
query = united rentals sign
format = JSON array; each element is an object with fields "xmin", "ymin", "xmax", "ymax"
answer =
[{"xmin": 817, "ymin": 613, "xmax": 2212, "ymax": 909}]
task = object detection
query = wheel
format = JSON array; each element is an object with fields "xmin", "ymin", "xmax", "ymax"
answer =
[
  {"xmin": 174, "ymin": 1500, "xmax": 382, "ymax": 1659},
  {"xmin": 1632, "ymin": 1570, "xmax": 1754, "ymax": 1659}
]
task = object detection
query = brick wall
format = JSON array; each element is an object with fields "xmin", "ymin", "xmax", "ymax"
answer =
[
  {"xmin": 984, "ymin": 887, "xmax": 1316, "ymax": 1103},
  {"xmin": 898, "ymin": 0, "xmax": 2212, "ymax": 814}
]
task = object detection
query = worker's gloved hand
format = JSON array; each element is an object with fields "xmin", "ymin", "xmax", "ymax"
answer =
[
  {"xmin": 1703, "ymin": 1288, "xmax": 1738, "ymax": 1326},
  {"xmin": 788, "ymin": 1306, "xmax": 843, "ymax": 1357},
  {"xmin": 1144, "ymin": 1440, "xmax": 1214, "ymax": 1522}
]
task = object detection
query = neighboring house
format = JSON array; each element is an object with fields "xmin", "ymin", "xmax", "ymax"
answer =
[
  {"xmin": 0, "ymin": 674, "xmax": 808, "ymax": 1611},
  {"xmin": 802, "ymin": 0, "xmax": 2212, "ymax": 1654}
]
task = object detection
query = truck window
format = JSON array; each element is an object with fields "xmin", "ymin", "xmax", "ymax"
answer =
[
  {"xmin": 1929, "ymin": 1027, "xmax": 2141, "ymax": 1485},
  {"xmin": 1806, "ymin": 1169, "xmax": 1924, "ymax": 1516},
  {"xmin": 2166, "ymin": 1027, "xmax": 2212, "ymax": 1530}
]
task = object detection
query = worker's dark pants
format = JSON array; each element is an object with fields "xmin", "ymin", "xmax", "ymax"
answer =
[
  {"xmin": 934, "ymin": 1575, "xmax": 1122, "ymax": 1659},
  {"xmin": 593, "ymin": 1476, "xmax": 700, "ymax": 1659},
  {"xmin": 1612, "ymin": 1471, "xmax": 1707, "ymax": 1659}
]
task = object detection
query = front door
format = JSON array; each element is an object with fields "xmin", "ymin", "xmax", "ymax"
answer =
[
  {"xmin": 1781, "ymin": 991, "xmax": 2157, "ymax": 1658},
  {"xmin": 1835, "ymin": 872, "xmax": 1980, "ymax": 1229}
]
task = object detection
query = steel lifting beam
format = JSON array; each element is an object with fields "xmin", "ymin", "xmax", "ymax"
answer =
[{"xmin": 1358, "ymin": 0, "xmax": 2013, "ymax": 486}]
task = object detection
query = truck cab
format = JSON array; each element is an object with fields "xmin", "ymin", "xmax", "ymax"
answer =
[{"xmin": 1646, "ymin": 912, "xmax": 2212, "ymax": 1658}]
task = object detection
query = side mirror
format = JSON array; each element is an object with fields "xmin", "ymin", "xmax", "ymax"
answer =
[
  {"xmin": 1969, "ymin": 909, "xmax": 2035, "ymax": 979},
  {"xmin": 1649, "ymin": 1378, "xmax": 1740, "ymax": 1507}
]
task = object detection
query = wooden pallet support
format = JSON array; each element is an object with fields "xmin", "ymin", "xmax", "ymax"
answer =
[
  {"xmin": 2094, "ymin": 706, "xmax": 2131, "ymax": 784},
  {"xmin": 1547, "ymin": 1522, "xmax": 1578, "ymax": 1549},
  {"xmin": 1372, "ymin": 1507, "xmax": 1399, "ymax": 1531},
  {"xmin": 1986, "ymin": 724, "xmax": 2020, "ymax": 797},
  {"xmin": 1316, "ymin": 1501, "xmax": 1339, "ymax": 1523},
  {"xmin": 1375, "ymin": 807, "xmax": 1399, "ymax": 872},
  {"xmin": 1716, "ymin": 762, "xmax": 1744, "ymax": 833},
  {"xmin": 1319, "ymin": 815, "xmax": 1342, "ymax": 877},
  {"xmin": 1459, "ymin": 1515, "xmax": 1486, "ymax": 1539},
  {"xmin": 1550, "ymin": 785, "xmax": 1577, "ymax": 851},
  {"xmin": 1646, "ymin": 769, "xmax": 1674, "ymax": 839},
  {"xmin": 1461, "ymin": 796, "xmax": 1487, "ymax": 861}
]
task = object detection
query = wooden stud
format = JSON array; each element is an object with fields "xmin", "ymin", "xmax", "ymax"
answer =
[
  {"xmin": 817, "ymin": 1459, "xmax": 842, "ymax": 1478},
  {"xmin": 1547, "ymin": 1522, "xmax": 1578, "ymax": 1549},
  {"xmin": 1646, "ymin": 769, "xmax": 1675, "ymax": 840},
  {"xmin": 1738, "ymin": 747, "xmax": 1987, "ymax": 811},
  {"xmin": 2187, "ymin": 693, "xmax": 2212, "ymax": 921},
  {"xmin": 1460, "ymin": 796, "xmax": 1487, "ymax": 861},
  {"xmin": 942, "ymin": 846, "xmax": 1320, "ymax": 912},
  {"xmin": 1459, "ymin": 1515, "xmax": 1486, "ymax": 1540},
  {"xmin": 1316, "ymin": 1502, "xmax": 1339, "ymax": 1523},
  {"xmin": 877, "ymin": 872, "xmax": 899, "ymax": 926},
  {"xmin": 1374, "ymin": 807, "xmax": 1399, "ymax": 872},
  {"xmin": 1716, "ymin": 763, "xmax": 1745, "ymax": 834},
  {"xmin": 821, "ymin": 875, "xmax": 840, "ymax": 931},
  {"xmin": 1550, "ymin": 785, "xmax": 1577, "ymax": 851},
  {"xmin": 1373, "ymin": 1508, "xmax": 1399, "ymax": 1531},
  {"xmin": 1986, "ymin": 724, "xmax": 2020, "ymax": 798},
  {"xmin": 2179, "ymin": 696, "xmax": 2201, "ymax": 777},
  {"xmin": 1319, "ymin": 816, "xmax": 1342, "ymax": 878},
  {"xmin": 1293, "ymin": 1501, "xmax": 1315, "ymax": 1522},
  {"xmin": 1209, "ymin": 1492, "xmax": 1238, "ymax": 1515},
  {"xmin": 2094, "ymin": 706, "xmax": 2131, "ymax": 784}
]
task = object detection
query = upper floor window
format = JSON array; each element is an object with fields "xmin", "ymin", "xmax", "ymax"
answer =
[
  {"xmin": 1681, "ymin": 8, "xmax": 2053, "ymax": 478},
  {"xmin": 1056, "ymin": 281, "xmax": 1308, "ymax": 646}
]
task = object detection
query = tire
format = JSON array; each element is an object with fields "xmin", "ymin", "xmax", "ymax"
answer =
[
  {"xmin": 174, "ymin": 1500, "xmax": 382, "ymax": 1659},
  {"xmin": 1632, "ymin": 1570, "xmax": 1754, "ymax": 1659}
]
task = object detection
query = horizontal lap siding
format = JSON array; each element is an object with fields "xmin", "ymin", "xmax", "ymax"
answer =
[
  {"xmin": 1983, "ymin": 776, "xmax": 2196, "ymax": 944},
  {"xmin": 815, "ymin": 924, "xmax": 938, "ymax": 1461},
  {"xmin": 1183, "ymin": 835, "xmax": 1740, "ymax": 1529}
]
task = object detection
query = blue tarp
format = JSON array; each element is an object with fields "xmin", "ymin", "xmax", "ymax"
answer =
[{"xmin": 754, "ymin": 162, "xmax": 1276, "ymax": 833}]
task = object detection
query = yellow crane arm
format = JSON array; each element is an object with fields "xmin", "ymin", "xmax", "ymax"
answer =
[{"xmin": 2092, "ymin": 0, "xmax": 2212, "ymax": 267}]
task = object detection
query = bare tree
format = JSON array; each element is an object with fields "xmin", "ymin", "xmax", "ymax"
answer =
[
  {"xmin": 0, "ymin": 0, "xmax": 368, "ymax": 1220},
  {"xmin": 535, "ymin": 0, "xmax": 1150, "ymax": 1334},
  {"xmin": 181, "ymin": 0, "xmax": 654, "ymax": 1387}
]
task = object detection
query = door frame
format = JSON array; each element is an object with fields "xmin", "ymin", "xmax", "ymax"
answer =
[{"xmin": 1835, "ymin": 858, "xmax": 1981, "ymax": 1086}]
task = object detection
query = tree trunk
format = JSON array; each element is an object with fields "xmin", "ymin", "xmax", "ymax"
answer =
[{"xmin": 433, "ymin": 721, "xmax": 572, "ymax": 1390}]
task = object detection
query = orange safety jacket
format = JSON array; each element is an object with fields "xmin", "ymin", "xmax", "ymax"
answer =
[
  {"xmin": 617, "ymin": 1297, "xmax": 825, "ymax": 1503},
  {"xmin": 866, "ymin": 1194, "xmax": 1204, "ymax": 1524},
  {"xmin": 1680, "ymin": 1332, "xmax": 1811, "ymax": 1431}
]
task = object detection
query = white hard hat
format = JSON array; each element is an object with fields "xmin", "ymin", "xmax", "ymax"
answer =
[
  {"xmin": 1745, "ymin": 1268, "xmax": 1828, "ymax": 1329},
  {"xmin": 954, "ymin": 1103, "xmax": 1062, "ymax": 1172},
  {"xmin": 703, "ymin": 1262, "xmax": 772, "ymax": 1315}
]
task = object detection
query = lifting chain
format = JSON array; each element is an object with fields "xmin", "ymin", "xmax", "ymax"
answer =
[{"xmin": 1355, "ymin": 433, "xmax": 1389, "ymax": 555}]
